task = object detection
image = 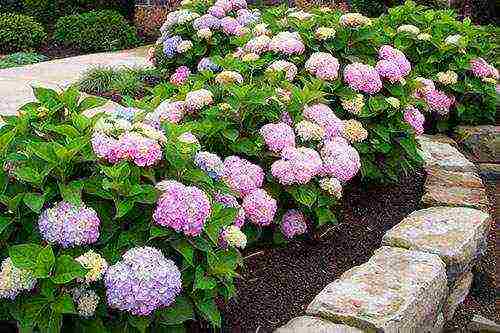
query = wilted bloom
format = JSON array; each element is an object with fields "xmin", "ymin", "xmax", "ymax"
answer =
[
  {"xmin": 469, "ymin": 58, "xmax": 498, "ymax": 79},
  {"xmin": 403, "ymin": 106, "xmax": 425, "ymax": 135},
  {"xmin": 104, "ymin": 247, "xmax": 182, "ymax": 316},
  {"xmin": 424, "ymin": 89, "xmax": 454, "ymax": 115},
  {"xmin": 417, "ymin": 33, "xmax": 431, "ymax": 41},
  {"xmin": 271, "ymin": 146, "xmax": 322, "ymax": 185},
  {"xmin": 153, "ymin": 180, "xmax": 211, "ymax": 236},
  {"xmin": 303, "ymin": 103, "xmax": 343, "ymax": 139},
  {"xmin": 344, "ymin": 63, "xmax": 383, "ymax": 94},
  {"xmin": 176, "ymin": 40, "xmax": 193, "ymax": 53},
  {"xmin": 386, "ymin": 97, "xmax": 400, "ymax": 109},
  {"xmin": 38, "ymin": 201, "xmax": 100, "ymax": 248},
  {"xmin": 444, "ymin": 34, "xmax": 463, "ymax": 46},
  {"xmin": 242, "ymin": 189, "xmax": 277, "ymax": 226},
  {"xmin": 305, "ymin": 52, "xmax": 340, "ymax": 81},
  {"xmin": 341, "ymin": 119, "xmax": 368, "ymax": 143},
  {"xmin": 220, "ymin": 225, "xmax": 247, "ymax": 249},
  {"xmin": 197, "ymin": 28, "xmax": 213, "ymax": 39},
  {"xmin": 295, "ymin": 120, "xmax": 325, "ymax": 141},
  {"xmin": 339, "ymin": 13, "xmax": 371, "ymax": 28},
  {"xmin": 185, "ymin": 89, "xmax": 214, "ymax": 112},
  {"xmin": 436, "ymin": 70, "xmax": 458, "ymax": 85},
  {"xmin": 170, "ymin": 66, "xmax": 191, "ymax": 86},
  {"xmin": 197, "ymin": 57, "xmax": 220, "ymax": 72},
  {"xmin": 215, "ymin": 70, "xmax": 244, "ymax": 84},
  {"xmin": 281, "ymin": 210, "xmax": 307, "ymax": 239},
  {"xmin": 267, "ymin": 60, "xmax": 297, "ymax": 81},
  {"xmin": 321, "ymin": 137, "xmax": 361, "ymax": 181},
  {"xmin": 319, "ymin": 177, "xmax": 342, "ymax": 199},
  {"xmin": 315, "ymin": 27, "xmax": 336, "ymax": 40},
  {"xmin": 214, "ymin": 192, "xmax": 246, "ymax": 227},
  {"xmin": 223, "ymin": 156, "xmax": 264, "ymax": 197},
  {"xmin": 75, "ymin": 250, "xmax": 108, "ymax": 283},
  {"xmin": 260, "ymin": 122, "xmax": 296, "ymax": 153},
  {"xmin": 397, "ymin": 24, "xmax": 420, "ymax": 35},
  {"xmin": 0, "ymin": 258, "xmax": 36, "ymax": 299},
  {"xmin": 341, "ymin": 94, "xmax": 364, "ymax": 115},
  {"xmin": 268, "ymin": 31, "xmax": 305, "ymax": 55},
  {"xmin": 72, "ymin": 287, "xmax": 99, "ymax": 318},
  {"xmin": 194, "ymin": 151, "xmax": 224, "ymax": 179}
]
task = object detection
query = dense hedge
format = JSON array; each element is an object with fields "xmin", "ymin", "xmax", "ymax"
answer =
[
  {"xmin": 53, "ymin": 10, "xmax": 141, "ymax": 52},
  {"xmin": 0, "ymin": 13, "xmax": 46, "ymax": 53}
]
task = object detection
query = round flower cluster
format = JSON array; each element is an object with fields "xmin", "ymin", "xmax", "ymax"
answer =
[
  {"xmin": 162, "ymin": 36, "xmax": 183, "ymax": 58},
  {"xmin": 91, "ymin": 131, "xmax": 163, "ymax": 167},
  {"xmin": 236, "ymin": 8, "xmax": 260, "ymax": 26},
  {"xmin": 193, "ymin": 13, "xmax": 220, "ymax": 30},
  {"xmin": 469, "ymin": 57, "xmax": 498, "ymax": 80},
  {"xmin": 397, "ymin": 24, "xmax": 420, "ymax": 35},
  {"xmin": 38, "ymin": 201, "xmax": 101, "ymax": 248},
  {"xmin": 303, "ymin": 103, "xmax": 343, "ymax": 139},
  {"xmin": 194, "ymin": 151, "xmax": 224, "ymax": 180},
  {"xmin": 220, "ymin": 225, "xmax": 247, "ymax": 249},
  {"xmin": 320, "ymin": 137, "xmax": 361, "ymax": 181},
  {"xmin": 339, "ymin": 13, "xmax": 371, "ymax": 28},
  {"xmin": 319, "ymin": 177, "xmax": 343, "ymax": 199},
  {"xmin": 176, "ymin": 40, "xmax": 193, "ymax": 53},
  {"xmin": 414, "ymin": 77, "xmax": 435, "ymax": 99},
  {"xmin": 197, "ymin": 28, "xmax": 213, "ymax": 39},
  {"xmin": 163, "ymin": 9, "xmax": 200, "ymax": 29},
  {"xmin": 305, "ymin": 52, "xmax": 340, "ymax": 81},
  {"xmin": 295, "ymin": 120, "xmax": 325, "ymax": 141},
  {"xmin": 153, "ymin": 180, "xmax": 211, "ymax": 237},
  {"xmin": 72, "ymin": 287, "xmax": 99, "ymax": 318},
  {"xmin": 341, "ymin": 119, "xmax": 368, "ymax": 143},
  {"xmin": 178, "ymin": 131, "xmax": 200, "ymax": 145},
  {"xmin": 223, "ymin": 156, "xmax": 264, "ymax": 197},
  {"xmin": 244, "ymin": 35, "xmax": 270, "ymax": 54},
  {"xmin": 344, "ymin": 63, "xmax": 383, "ymax": 94},
  {"xmin": 215, "ymin": 70, "xmax": 244, "ymax": 84},
  {"xmin": 376, "ymin": 45, "xmax": 411, "ymax": 83},
  {"xmin": 417, "ymin": 33, "xmax": 432, "ymax": 41},
  {"xmin": 266, "ymin": 60, "xmax": 298, "ymax": 81},
  {"xmin": 268, "ymin": 31, "xmax": 305, "ymax": 55},
  {"xmin": 214, "ymin": 192, "xmax": 246, "ymax": 227},
  {"xmin": 242, "ymin": 189, "xmax": 277, "ymax": 226},
  {"xmin": 271, "ymin": 146, "xmax": 323, "ymax": 185},
  {"xmin": 104, "ymin": 247, "xmax": 182, "ymax": 316},
  {"xmin": 220, "ymin": 16, "xmax": 245, "ymax": 36},
  {"xmin": 75, "ymin": 250, "xmax": 108, "ymax": 283},
  {"xmin": 403, "ymin": 106, "xmax": 425, "ymax": 135},
  {"xmin": 436, "ymin": 70, "xmax": 458, "ymax": 85},
  {"xmin": 423, "ymin": 89, "xmax": 454, "ymax": 115},
  {"xmin": 146, "ymin": 100, "xmax": 186, "ymax": 127},
  {"xmin": 185, "ymin": 89, "xmax": 214, "ymax": 112},
  {"xmin": 315, "ymin": 27, "xmax": 336, "ymax": 40},
  {"xmin": 0, "ymin": 258, "xmax": 36, "ymax": 299},
  {"xmin": 341, "ymin": 94, "xmax": 364, "ymax": 115},
  {"xmin": 170, "ymin": 66, "xmax": 191, "ymax": 86},
  {"xmin": 259, "ymin": 122, "xmax": 296, "ymax": 153},
  {"xmin": 197, "ymin": 57, "xmax": 221, "ymax": 72},
  {"xmin": 280, "ymin": 210, "xmax": 307, "ymax": 239}
]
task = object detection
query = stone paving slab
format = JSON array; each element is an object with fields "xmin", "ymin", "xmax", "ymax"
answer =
[
  {"xmin": 306, "ymin": 246, "xmax": 447, "ymax": 332},
  {"xmin": 382, "ymin": 207, "xmax": 491, "ymax": 280},
  {"xmin": 0, "ymin": 46, "xmax": 151, "ymax": 116},
  {"xmin": 275, "ymin": 316, "xmax": 365, "ymax": 333},
  {"xmin": 417, "ymin": 135, "xmax": 475, "ymax": 172}
]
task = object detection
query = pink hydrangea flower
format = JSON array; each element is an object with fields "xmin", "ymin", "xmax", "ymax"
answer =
[
  {"xmin": 414, "ymin": 77, "xmax": 435, "ymax": 99},
  {"xmin": 423, "ymin": 89, "xmax": 454, "ymax": 115},
  {"xmin": 376, "ymin": 60, "xmax": 406, "ymax": 83},
  {"xmin": 344, "ymin": 63, "xmax": 383, "ymax": 94},
  {"xmin": 259, "ymin": 122, "xmax": 296, "ymax": 153},
  {"xmin": 223, "ymin": 156, "xmax": 264, "ymax": 197},
  {"xmin": 147, "ymin": 100, "xmax": 186, "ymax": 127},
  {"xmin": 320, "ymin": 137, "xmax": 361, "ymax": 181},
  {"xmin": 268, "ymin": 31, "xmax": 305, "ymax": 55},
  {"xmin": 242, "ymin": 189, "xmax": 277, "ymax": 226},
  {"xmin": 267, "ymin": 60, "xmax": 298, "ymax": 81},
  {"xmin": 377, "ymin": 45, "xmax": 411, "ymax": 81},
  {"xmin": 244, "ymin": 35, "xmax": 270, "ymax": 54},
  {"xmin": 469, "ymin": 57, "xmax": 499, "ymax": 79},
  {"xmin": 281, "ymin": 209, "xmax": 307, "ymax": 239},
  {"xmin": 153, "ymin": 180, "xmax": 211, "ymax": 236},
  {"xmin": 305, "ymin": 52, "xmax": 339, "ymax": 81},
  {"xmin": 303, "ymin": 104, "xmax": 343, "ymax": 139},
  {"xmin": 271, "ymin": 146, "xmax": 322, "ymax": 185},
  {"xmin": 403, "ymin": 106, "xmax": 425, "ymax": 135},
  {"xmin": 185, "ymin": 89, "xmax": 213, "ymax": 112},
  {"xmin": 220, "ymin": 16, "xmax": 244, "ymax": 36},
  {"xmin": 170, "ymin": 66, "xmax": 191, "ymax": 86},
  {"xmin": 208, "ymin": 5, "xmax": 226, "ymax": 18}
]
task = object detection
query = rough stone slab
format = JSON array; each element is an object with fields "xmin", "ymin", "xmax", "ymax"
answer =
[
  {"xmin": 275, "ymin": 316, "xmax": 364, "ymax": 333},
  {"xmin": 417, "ymin": 135, "xmax": 475, "ymax": 172},
  {"xmin": 306, "ymin": 247, "xmax": 448, "ymax": 332},
  {"xmin": 426, "ymin": 167, "xmax": 485, "ymax": 189},
  {"xmin": 453, "ymin": 125, "xmax": 499, "ymax": 163},
  {"xmin": 420, "ymin": 134, "xmax": 459, "ymax": 147},
  {"xmin": 422, "ymin": 184, "xmax": 489, "ymax": 212},
  {"xmin": 382, "ymin": 207, "xmax": 491, "ymax": 280},
  {"xmin": 443, "ymin": 271, "xmax": 473, "ymax": 321}
]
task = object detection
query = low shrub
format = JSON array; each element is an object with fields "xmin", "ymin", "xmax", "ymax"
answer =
[
  {"xmin": 53, "ymin": 10, "xmax": 141, "ymax": 52},
  {"xmin": 0, "ymin": 13, "xmax": 46, "ymax": 53},
  {"xmin": 0, "ymin": 52, "xmax": 48, "ymax": 69}
]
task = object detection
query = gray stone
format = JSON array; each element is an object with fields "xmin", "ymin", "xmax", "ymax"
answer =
[
  {"xmin": 275, "ymin": 316, "xmax": 365, "ymax": 333},
  {"xmin": 468, "ymin": 315, "xmax": 500, "ymax": 332},
  {"xmin": 443, "ymin": 271, "xmax": 473, "ymax": 321},
  {"xmin": 417, "ymin": 135, "xmax": 475, "ymax": 172},
  {"xmin": 453, "ymin": 125, "xmax": 499, "ymax": 163},
  {"xmin": 382, "ymin": 207, "xmax": 491, "ymax": 281},
  {"xmin": 306, "ymin": 247, "xmax": 448, "ymax": 332}
]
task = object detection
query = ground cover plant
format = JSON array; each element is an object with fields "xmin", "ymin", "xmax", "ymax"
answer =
[
  {"xmin": 0, "ymin": 12, "xmax": 46, "ymax": 53},
  {"xmin": 0, "ymin": 0, "xmax": 497, "ymax": 332},
  {"xmin": 0, "ymin": 52, "xmax": 48, "ymax": 69}
]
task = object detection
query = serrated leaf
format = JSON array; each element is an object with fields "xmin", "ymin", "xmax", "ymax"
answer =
[
  {"xmin": 157, "ymin": 295, "xmax": 194, "ymax": 326},
  {"xmin": 194, "ymin": 267, "xmax": 217, "ymax": 291},
  {"xmin": 52, "ymin": 294, "xmax": 76, "ymax": 314},
  {"xmin": 172, "ymin": 240, "xmax": 194, "ymax": 266},
  {"xmin": 23, "ymin": 192, "xmax": 45, "ymax": 213},
  {"xmin": 9, "ymin": 244, "xmax": 42, "ymax": 269},
  {"xmin": 51, "ymin": 255, "xmax": 86, "ymax": 284}
]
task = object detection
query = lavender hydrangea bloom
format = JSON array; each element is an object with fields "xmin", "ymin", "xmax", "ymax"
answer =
[
  {"xmin": 153, "ymin": 180, "xmax": 211, "ymax": 236},
  {"xmin": 194, "ymin": 151, "xmax": 224, "ymax": 179},
  {"xmin": 38, "ymin": 201, "xmax": 101, "ymax": 248},
  {"xmin": 242, "ymin": 189, "xmax": 277, "ymax": 226},
  {"xmin": 193, "ymin": 14, "xmax": 220, "ymax": 30},
  {"xmin": 163, "ymin": 36, "xmax": 182, "ymax": 58},
  {"xmin": 259, "ymin": 122, "xmax": 296, "ymax": 153},
  {"xmin": 303, "ymin": 104, "xmax": 343, "ymax": 139},
  {"xmin": 222, "ymin": 156, "xmax": 264, "ymax": 197},
  {"xmin": 0, "ymin": 258, "xmax": 37, "ymax": 299},
  {"xmin": 320, "ymin": 137, "xmax": 361, "ymax": 182},
  {"xmin": 104, "ymin": 247, "xmax": 182, "ymax": 316},
  {"xmin": 214, "ymin": 192, "xmax": 246, "ymax": 227},
  {"xmin": 197, "ymin": 57, "xmax": 221, "ymax": 72},
  {"xmin": 281, "ymin": 209, "xmax": 307, "ymax": 239}
]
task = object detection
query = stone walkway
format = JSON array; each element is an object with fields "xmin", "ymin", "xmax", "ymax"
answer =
[{"xmin": 0, "ymin": 46, "xmax": 151, "ymax": 116}]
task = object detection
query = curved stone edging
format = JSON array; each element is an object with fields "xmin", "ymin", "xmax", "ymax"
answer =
[{"xmin": 275, "ymin": 134, "xmax": 493, "ymax": 332}]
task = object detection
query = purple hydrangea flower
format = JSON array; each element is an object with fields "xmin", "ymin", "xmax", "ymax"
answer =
[
  {"xmin": 163, "ymin": 36, "xmax": 182, "ymax": 58},
  {"xmin": 223, "ymin": 156, "xmax": 264, "ymax": 197},
  {"xmin": 104, "ymin": 247, "xmax": 182, "ymax": 316},
  {"xmin": 470, "ymin": 57, "xmax": 498, "ymax": 79},
  {"xmin": 271, "ymin": 146, "xmax": 322, "ymax": 185},
  {"xmin": 194, "ymin": 151, "xmax": 224, "ymax": 179},
  {"xmin": 320, "ymin": 137, "xmax": 361, "ymax": 182},
  {"xmin": 423, "ymin": 89, "xmax": 454, "ymax": 115},
  {"xmin": 344, "ymin": 62, "xmax": 383, "ymax": 94},
  {"xmin": 403, "ymin": 106, "xmax": 425, "ymax": 135},
  {"xmin": 193, "ymin": 14, "xmax": 220, "ymax": 30},
  {"xmin": 305, "ymin": 52, "xmax": 339, "ymax": 81},
  {"xmin": 259, "ymin": 122, "xmax": 296, "ymax": 153},
  {"xmin": 197, "ymin": 57, "xmax": 221, "ymax": 72},
  {"xmin": 281, "ymin": 209, "xmax": 307, "ymax": 238},
  {"xmin": 242, "ymin": 189, "xmax": 277, "ymax": 226},
  {"xmin": 303, "ymin": 104, "xmax": 343, "ymax": 139},
  {"xmin": 170, "ymin": 66, "xmax": 191, "ymax": 86}
]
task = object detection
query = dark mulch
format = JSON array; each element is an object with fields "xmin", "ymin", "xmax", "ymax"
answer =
[{"xmin": 220, "ymin": 170, "xmax": 426, "ymax": 332}]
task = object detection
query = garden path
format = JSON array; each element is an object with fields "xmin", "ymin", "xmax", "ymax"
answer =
[{"xmin": 0, "ymin": 45, "xmax": 152, "ymax": 116}]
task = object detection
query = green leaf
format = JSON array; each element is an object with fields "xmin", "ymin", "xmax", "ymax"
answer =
[
  {"xmin": 194, "ymin": 267, "xmax": 217, "ymax": 291},
  {"xmin": 52, "ymin": 294, "xmax": 76, "ymax": 314},
  {"xmin": 194, "ymin": 297, "xmax": 221, "ymax": 328},
  {"xmin": 23, "ymin": 192, "xmax": 45, "ymax": 213},
  {"xmin": 222, "ymin": 128, "xmax": 239, "ymax": 142},
  {"xmin": 59, "ymin": 181, "xmax": 83, "ymax": 206},
  {"xmin": 172, "ymin": 240, "xmax": 194, "ymax": 266},
  {"xmin": 157, "ymin": 295, "xmax": 194, "ymax": 326},
  {"xmin": 33, "ymin": 245, "xmax": 55, "ymax": 278},
  {"xmin": 14, "ymin": 167, "xmax": 42, "ymax": 185},
  {"xmin": 78, "ymin": 96, "xmax": 107, "ymax": 112},
  {"xmin": 315, "ymin": 207, "xmax": 338, "ymax": 226},
  {"xmin": 149, "ymin": 226, "xmax": 174, "ymax": 240},
  {"xmin": 207, "ymin": 248, "xmax": 240, "ymax": 277},
  {"xmin": 115, "ymin": 198, "xmax": 135, "ymax": 219},
  {"xmin": 71, "ymin": 113, "xmax": 91, "ymax": 132},
  {"xmin": 287, "ymin": 185, "xmax": 317, "ymax": 207},
  {"xmin": 0, "ymin": 216, "xmax": 13, "ymax": 235},
  {"xmin": 45, "ymin": 124, "xmax": 80, "ymax": 138},
  {"xmin": 0, "ymin": 130, "xmax": 15, "ymax": 155},
  {"xmin": 32, "ymin": 86, "xmax": 61, "ymax": 106},
  {"xmin": 128, "ymin": 315, "xmax": 151, "ymax": 333},
  {"xmin": 51, "ymin": 255, "xmax": 86, "ymax": 284},
  {"xmin": 27, "ymin": 142, "xmax": 58, "ymax": 164},
  {"xmin": 205, "ymin": 204, "xmax": 237, "ymax": 244},
  {"xmin": 9, "ymin": 244, "xmax": 43, "ymax": 269},
  {"xmin": 10, "ymin": 295, "xmax": 48, "ymax": 328}
]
